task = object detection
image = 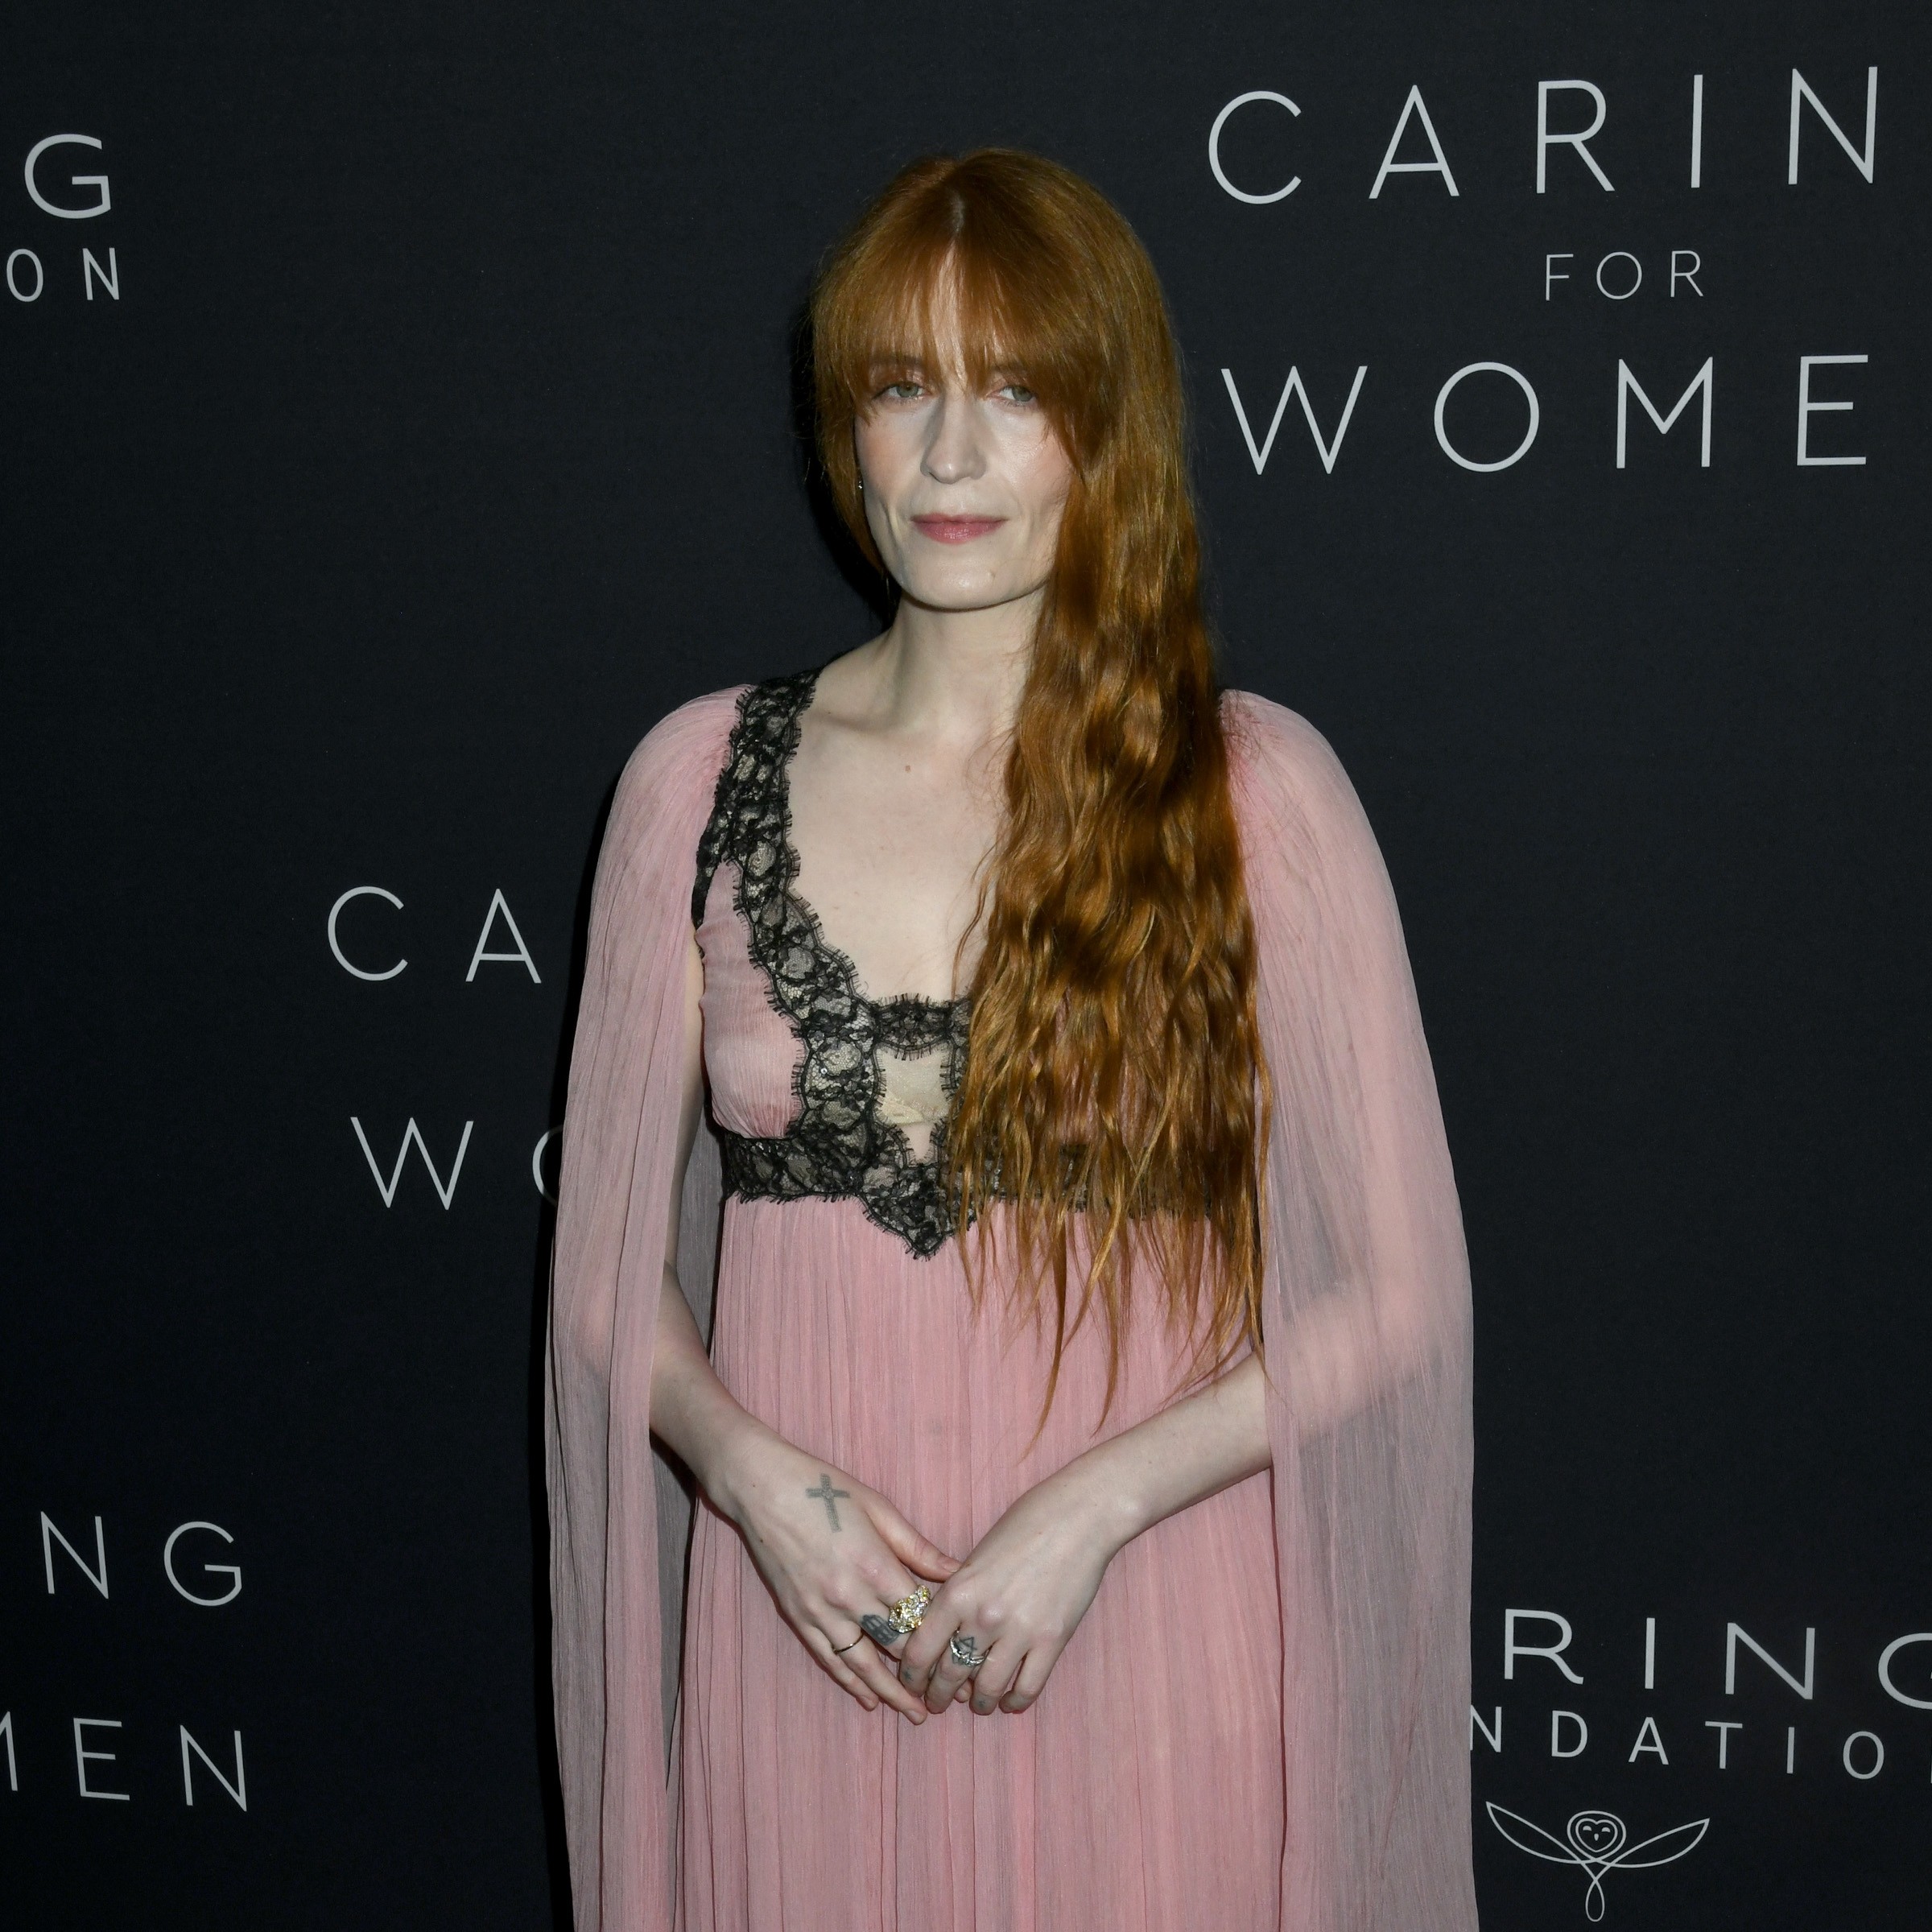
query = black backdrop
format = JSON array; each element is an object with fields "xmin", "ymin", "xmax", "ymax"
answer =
[{"xmin": 6, "ymin": 2, "xmax": 1930, "ymax": 1926}]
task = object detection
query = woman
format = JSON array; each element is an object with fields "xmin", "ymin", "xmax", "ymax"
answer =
[{"xmin": 547, "ymin": 151, "xmax": 1476, "ymax": 1932}]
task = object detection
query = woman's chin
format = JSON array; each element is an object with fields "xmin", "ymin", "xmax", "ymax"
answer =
[{"xmin": 896, "ymin": 576, "xmax": 1044, "ymax": 617}]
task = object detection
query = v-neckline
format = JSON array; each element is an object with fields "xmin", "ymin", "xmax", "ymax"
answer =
[
  {"xmin": 690, "ymin": 667, "xmax": 972, "ymax": 1252},
  {"xmin": 770, "ymin": 663, "xmax": 971, "ymax": 1024}
]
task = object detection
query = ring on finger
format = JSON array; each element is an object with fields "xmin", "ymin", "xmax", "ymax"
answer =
[
  {"xmin": 830, "ymin": 1632, "xmax": 865, "ymax": 1655},
  {"xmin": 948, "ymin": 1633, "xmax": 990, "ymax": 1670},
  {"xmin": 883, "ymin": 1584, "xmax": 931, "ymax": 1636}
]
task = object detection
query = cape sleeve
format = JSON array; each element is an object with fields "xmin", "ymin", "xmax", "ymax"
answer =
[
  {"xmin": 1225, "ymin": 691, "xmax": 1479, "ymax": 1932},
  {"xmin": 544, "ymin": 687, "xmax": 741, "ymax": 1932}
]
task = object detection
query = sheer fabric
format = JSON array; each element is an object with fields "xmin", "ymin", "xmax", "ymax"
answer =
[{"xmin": 545, "ymin": 678, "xmax": 1476, "ymax": 1931}]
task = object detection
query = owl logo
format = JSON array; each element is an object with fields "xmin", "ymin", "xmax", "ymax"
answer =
[{"xmin": 1485, "ymin": 1803, "xmax": 1710, "ymax": 1920}]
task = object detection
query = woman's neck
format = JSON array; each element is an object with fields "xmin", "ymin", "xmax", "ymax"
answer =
[{"xmin": 859, "ymin": 589, "xmax": 1038, "ymax": 748}]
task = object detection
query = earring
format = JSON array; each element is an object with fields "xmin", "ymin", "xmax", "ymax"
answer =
[{"xmin": 857, "ymin": 478, "xmax": 865, "ymax": 492}]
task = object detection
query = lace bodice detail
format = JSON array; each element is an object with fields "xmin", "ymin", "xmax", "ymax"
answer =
[{"xmin": 691, "ymin": 667, "xmax": 972, "ymax": 1258}]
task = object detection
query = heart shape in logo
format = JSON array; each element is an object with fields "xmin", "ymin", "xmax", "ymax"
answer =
[{"xmin": 1567, "ymin": 1812, "xmax": 1627, "ymax": 1859}]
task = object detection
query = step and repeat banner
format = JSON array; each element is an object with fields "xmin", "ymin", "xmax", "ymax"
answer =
[{"xmin": 5, "ymin": 2, "xmax": 1926, "ymax": 1925}]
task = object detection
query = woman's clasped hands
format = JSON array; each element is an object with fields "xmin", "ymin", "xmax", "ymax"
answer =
[
  {"xmin": 895, "ymin": 1461, "xmax": 1125, "ymax": 1717},
  {"xmin": 720, "ymin": 1424, "xmax": 1128, "ymax": 1724}
]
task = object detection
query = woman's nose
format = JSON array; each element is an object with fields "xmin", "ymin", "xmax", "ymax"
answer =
[{"xmin": 921, "ymin": 392, "xmax": 988, "ymax": 485}]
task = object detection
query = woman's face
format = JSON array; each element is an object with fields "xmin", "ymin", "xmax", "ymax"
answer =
[{"xmin": 853, "ymin": 308, "xmax": 1074, "ymax": 617}]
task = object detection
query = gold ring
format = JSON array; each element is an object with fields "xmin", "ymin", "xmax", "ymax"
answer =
[{"xmin": 885, "ymin": 1584, "xmax": 932, "ymax": 1636}]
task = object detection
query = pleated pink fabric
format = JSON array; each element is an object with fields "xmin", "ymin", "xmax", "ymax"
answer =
[{"xmin": 546, "ymin": 679, "xmax": 1476, "ymax": 1932}]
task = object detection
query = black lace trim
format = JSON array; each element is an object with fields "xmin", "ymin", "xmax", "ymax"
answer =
[{"xmin": 692, "ymin": 666, "xmax": 972, "ymax": 1260}]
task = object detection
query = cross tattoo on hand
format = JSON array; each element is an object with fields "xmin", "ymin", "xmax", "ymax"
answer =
[{"xmin": 806, "ymin": 1473, "xmax": 851, "ymax": 1531}]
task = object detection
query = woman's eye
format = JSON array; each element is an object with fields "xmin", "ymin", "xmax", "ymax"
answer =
[
  {"xmin": 878, "ymin": 379, "xmax": 924, "ymax": 401},
  {"xmin": 998, "ymin": 382, "xmax": 1038, "ymax": 405}
]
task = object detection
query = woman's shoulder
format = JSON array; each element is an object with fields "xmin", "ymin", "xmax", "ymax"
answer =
[
  {"xmin": 592, "ymin": 683, "xmax": 753, "ymax": 866},
  {"xmin": 1218, "ymin": 686, "xmax": 1362, "ymax": 836},
  {"xmin": 612, "ymin": 682, "xmax": 749, "ymax": 799}
]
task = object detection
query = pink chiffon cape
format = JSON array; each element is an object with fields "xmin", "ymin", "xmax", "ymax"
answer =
[{"xmin": 544, "ymin": 679, "xmax": 1477, "ymax": 1931}]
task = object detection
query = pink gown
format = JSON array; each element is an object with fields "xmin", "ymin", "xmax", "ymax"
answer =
[
  {"xmin": 678, "ymin": 669, "xmax": 1283, "ymax": 1929},
  {"xmin": 546, "ymin": 671, "xmax": 1477, "ymax": 1932}
]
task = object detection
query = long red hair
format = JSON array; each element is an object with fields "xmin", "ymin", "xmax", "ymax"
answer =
[{"xmin": 811, "ymin": 150, "xmax": 1269, "ymax": 1418}]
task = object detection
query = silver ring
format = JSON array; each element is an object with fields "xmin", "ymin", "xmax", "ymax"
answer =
[{"xmin": 949, "ymin": 1633, "xmax": 989, "ymax": 1670}]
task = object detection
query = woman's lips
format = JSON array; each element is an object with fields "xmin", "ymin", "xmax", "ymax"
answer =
[{"xmin": 910, "ymin": 514, "xmax": 1006, "ymax": 543}]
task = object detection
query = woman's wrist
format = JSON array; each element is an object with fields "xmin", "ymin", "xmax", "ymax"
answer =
[
  {"xmin": 1043, "ymin": 1360, "xmax": 1273, "ymax": 1556},
  {"xmin": 695, "ymin": 1408, "xmax": 784, "ymax": 1525},
  {"xmin": 1044, "ymin": 1443, "xmax": 1153, "ymax": 1560}
]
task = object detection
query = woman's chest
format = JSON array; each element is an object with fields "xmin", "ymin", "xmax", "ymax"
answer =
[{"xmin": 784, "ymin": 724, "xmax": 999, "ymax": 1005}]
